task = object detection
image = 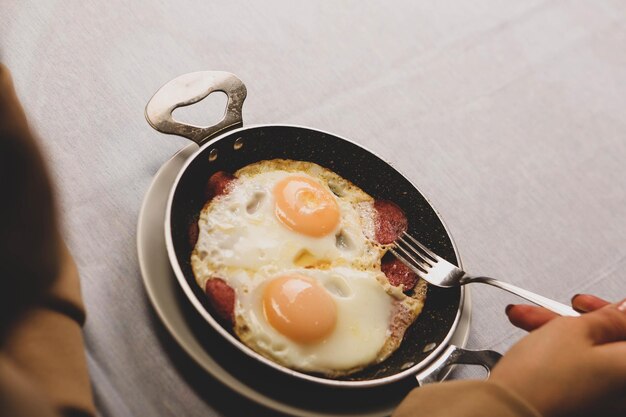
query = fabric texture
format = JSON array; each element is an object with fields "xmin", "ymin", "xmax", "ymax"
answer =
[
  {"xmin": 1, "ymin": 1, "xmax": 626, "ymax": 416},
  {"xmin": 392, "ymin": 381, "xmax": 541, "ymax": 417}
]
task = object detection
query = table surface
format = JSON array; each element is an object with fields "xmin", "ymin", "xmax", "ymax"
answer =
[{"xmin": 2, "ymin": 1, "xmax": 626, "ymax": 416}]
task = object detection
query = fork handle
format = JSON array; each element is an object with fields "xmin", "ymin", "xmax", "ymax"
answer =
[{"xmin": 467, "ymin": 276, "xmax": 580, "ymax": 316}]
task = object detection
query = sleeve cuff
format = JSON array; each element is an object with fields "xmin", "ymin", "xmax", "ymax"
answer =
[
  {"xmin": 392, "ymin": 380, "xmax": 541, "ymax": 417},
  {"xmin": 43, "ymin": 244, "xmax": 86, "ymax": 325}
]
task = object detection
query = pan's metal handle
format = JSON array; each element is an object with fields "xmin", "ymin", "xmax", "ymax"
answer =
[
  {"xmin": 415, "ymin": 345, "xmax": 502, "ymax": 385},
  {"xmin": 145, "ymin": 71, "xmax": 247, "ymax": 145}
]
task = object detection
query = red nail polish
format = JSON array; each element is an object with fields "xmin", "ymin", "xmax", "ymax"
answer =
[{"xmin": 505, "ymin": 304, "xmax": 514, "ymax": 314}]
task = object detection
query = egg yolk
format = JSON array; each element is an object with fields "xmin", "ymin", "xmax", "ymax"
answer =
[
  {"xmin": 274, "ymin": 175, "xmax": 340, "ymax": 237},
  {"xmin": 262, "ymin": 275, "xmax": 337, "ymax": 344}
]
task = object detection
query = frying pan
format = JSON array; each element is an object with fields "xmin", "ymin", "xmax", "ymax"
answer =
[{"xmin": 145, "ymin": 71, "xmax": 501, "ymax": 388}]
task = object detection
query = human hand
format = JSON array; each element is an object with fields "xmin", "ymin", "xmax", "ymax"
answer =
[
  {"xmin": 490, "ymin": 298, "xmax": 626, "ymax": 417},
  {"xmin": 506, "ymin": 294, "xmax": 610, "ymax": 331}
]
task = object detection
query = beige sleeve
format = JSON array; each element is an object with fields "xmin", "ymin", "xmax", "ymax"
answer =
[
  {"xmin": 393, "ymin": 380, "xmax": 541, "ymax": 417},
  {"xmin": 0, "ymin": 63, "xmax": 95, "ymax": 417},
  {"xmin": 3, "ymin": 246, "xmax": 96, "ymax": 417}
]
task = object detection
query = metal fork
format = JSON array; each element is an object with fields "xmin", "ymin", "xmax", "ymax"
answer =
[{"xmin": 390, "ymin": 231, "xmax": 580, "ymax": 317}]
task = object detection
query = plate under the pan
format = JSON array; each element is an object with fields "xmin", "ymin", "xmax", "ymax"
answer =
[
  {"xmin": 138, "ymin": 142, "xmax": 472, "ymax": 417},
  {"xmin": 167, "ymin": 125, "xmax": 462, "ymax": 383}
]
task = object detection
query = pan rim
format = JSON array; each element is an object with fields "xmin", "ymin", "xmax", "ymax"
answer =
[{"xmin": 163, "ymin": 123, "xmax": 465, "ymax": 388}]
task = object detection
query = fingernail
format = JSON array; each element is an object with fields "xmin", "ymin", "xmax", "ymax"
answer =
[
  {"xmin": 571, "ymin": 294, "xmax": 588, "ymax": 313},
  {"xmin": 505, "ymin": 304, "xmax": 514, "ymax": 314},
  {"xmin": 617, "ymin": 299, "xmax": 626, "ymax": 313}
]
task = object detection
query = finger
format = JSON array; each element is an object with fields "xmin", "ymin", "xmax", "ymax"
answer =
[
  {"xmin": 582, "ymin": 299, "xmax": 626, "ymax": 344},
  {"xmin": 571, "ymin": 294, "xmax": 610, "ymax": 313},
  {"xmin": 506, "ymin": 304, "xmax": 558, "ymax": 332}
]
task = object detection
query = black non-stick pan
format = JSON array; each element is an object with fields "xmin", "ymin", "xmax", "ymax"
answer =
[{"xmin": 145, "ymin": 71, "xmax": 500, "ymax": 388}]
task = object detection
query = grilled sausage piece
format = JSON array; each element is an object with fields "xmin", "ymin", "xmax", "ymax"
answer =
[
  {"xmin": 381, "ymin": 258, "xmax": 419, "ymax": 292},
  {"xmin": 205, "ymin": 171, "xmax": 236, "ymax": 200},
  {"xmin": 188, "ymin": 220, "xmax": 199, "ymax": 247},
  {"xmin": 204, "ymin": 278, "xmax": 235, "ymax": 323},
  {"xmin": 374, "ymin": 200, "xmax": 408, "ymax": 245}
]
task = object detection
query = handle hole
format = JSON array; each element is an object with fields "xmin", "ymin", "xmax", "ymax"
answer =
[{"xmin": 172, "ymin": 91, "xmax": 228, "ymax": 128}]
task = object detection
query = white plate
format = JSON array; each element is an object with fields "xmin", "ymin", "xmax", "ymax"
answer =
[{"xmin": 137, "ymin": 143, "xmax": 472, "ymax": 417}]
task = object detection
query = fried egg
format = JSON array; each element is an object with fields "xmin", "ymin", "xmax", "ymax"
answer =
[
  {"xmin": 223, "ymin": 267, "xmax": 395, "ymax": 374},
  {"xmin": 192, "ymin": 160, "xmax": 382, "ymax": 276},
  {"xmin": 191, "ymin": 159, "xmax": 425, "ymax": 375}
]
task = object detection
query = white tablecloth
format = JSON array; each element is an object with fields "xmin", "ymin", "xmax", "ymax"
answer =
[{"xmin": 2, "ymin": 1, "xmax": 626, "ymax": 416}]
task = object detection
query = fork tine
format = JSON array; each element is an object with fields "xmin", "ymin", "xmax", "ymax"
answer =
[
  {"xmin": 395, "ymin": 237, "xmax": 434, "ymax": 268},
  {"xmin": 388, "ymin": 248, "xmax": 428, "ymax": 278},
  {"xmin": 391, "ymin": 242, "xmax": 431, "ymax": 272},
  {"xmin": 401, "ymin": 231, "xmax": 439, "ymax": 262},
  {"xmin": 397, "ymin": 236, "xmax": 435, "ymax": 266}
]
